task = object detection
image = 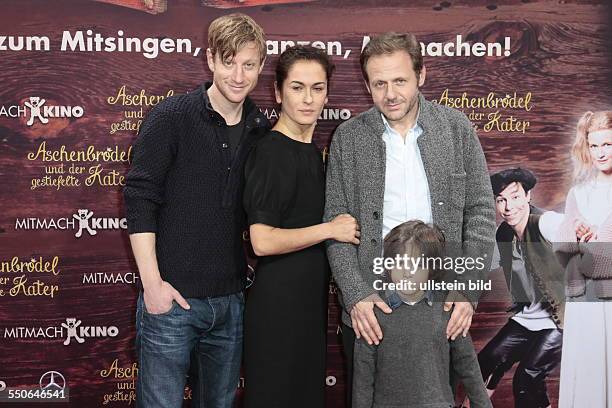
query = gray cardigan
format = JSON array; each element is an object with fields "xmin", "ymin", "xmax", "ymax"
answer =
[
  {"xmin": 324, "ymin": 93, "xmax": 496, "ymax": 325},
  {"xmin": 353, "ymin": 292, "xmax": 492, "ymax": 408}
]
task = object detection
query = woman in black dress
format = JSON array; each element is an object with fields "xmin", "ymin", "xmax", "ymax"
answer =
[{"xmin": 243, "ymin": 46, "xmax": 360, "ymax": 408}]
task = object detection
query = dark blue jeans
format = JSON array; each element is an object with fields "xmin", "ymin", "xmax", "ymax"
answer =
[{"xmin": 135, "ymin": 291, "xmax": 244, "ymax": 408}]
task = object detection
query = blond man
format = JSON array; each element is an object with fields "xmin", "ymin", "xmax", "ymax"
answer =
[{"xmin": 124, "ymin": 14, "xmax": 269, "ymax": 408}]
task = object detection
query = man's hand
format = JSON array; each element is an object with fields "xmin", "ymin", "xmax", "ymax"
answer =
[
  {"xmin": 143, "ymin": 280, "xmax": 190, "ymax": 314},
  {"xmin": 350, "ymin": 293, "xmax": 392, "ymax": 345},
  {"xmin": 444, "ymin": 291, "xmax": 474, "ymax": 340}
]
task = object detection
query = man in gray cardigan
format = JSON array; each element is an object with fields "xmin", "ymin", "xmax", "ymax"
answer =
[{"xmin": 324, "ymin": 32, "xmax": 496, "ymax": 405}]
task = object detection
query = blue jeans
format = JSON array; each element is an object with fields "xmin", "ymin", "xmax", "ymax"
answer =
[{"xmin": 135, "ymin": 291, "xmax": 244, "ymax": 408}]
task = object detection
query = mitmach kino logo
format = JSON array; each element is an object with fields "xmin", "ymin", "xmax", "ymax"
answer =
[
  {"xmin": 3, "ymin": 318, "xmax": 118, "ymax": 346},
  {"xmin": 15, "ymin": 209, "xmax": 127, "ymax": 238},
  {"xmin": 0, "ymin": 97, "xmax": 84, "ymax": 126}
]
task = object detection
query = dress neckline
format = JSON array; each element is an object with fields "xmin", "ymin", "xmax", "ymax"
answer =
[{"xmin": 269, "ymin": 130, "xmax": 318, "ymax": 149}]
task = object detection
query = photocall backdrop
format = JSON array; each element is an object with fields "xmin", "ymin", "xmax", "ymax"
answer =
[{"xmin": 1, "ymin": 0, "xmax": 611, "ymax": 406}]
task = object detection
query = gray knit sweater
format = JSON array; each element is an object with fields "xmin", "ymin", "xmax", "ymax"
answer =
[
  {"xmin": 353, "ymin": 291, "xmax": 492, "ymax": 408},
  {"xmin": 554, "ymin": 186, "xmax": 612, "ymax": 299}
]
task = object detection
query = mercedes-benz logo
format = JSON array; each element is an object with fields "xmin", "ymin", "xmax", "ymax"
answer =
[
  {"xmin": 0, "ymin": 380, "xmax": 6, "ymax": 392},
  {"xmin": 39, "ymin": 371, "xmax": 66, "ymax": 390}
]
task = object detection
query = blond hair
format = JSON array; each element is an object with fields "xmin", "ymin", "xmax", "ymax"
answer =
[
  {"xmin": 208, "ymin": 13, "xmax": 266, "ymax": 63},
  {"xmin": 572, "ymin": 111, "xmax": 612, "ymax": 182}
]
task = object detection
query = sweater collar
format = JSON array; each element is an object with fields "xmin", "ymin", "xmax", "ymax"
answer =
[
  {"xmin": 361, "ymin": 92, "xmax": 433, "ymax": 137},
  {"xmin": 385, "ymin": 289, "xmax": 434, "ymax": 309},
  {"xmin": 198, "ymin": 81, "xmax": 266, "ymax": 128}
]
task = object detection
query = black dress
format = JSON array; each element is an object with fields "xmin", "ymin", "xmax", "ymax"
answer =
[{"xmin": 243, "ymin": 130, "xmax": 329, "ymax": 408}]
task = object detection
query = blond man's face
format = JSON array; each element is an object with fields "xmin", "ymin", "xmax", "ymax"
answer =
[{"xmin": 207, "ymin": 42, "xmax": 264, "ymax": 105}]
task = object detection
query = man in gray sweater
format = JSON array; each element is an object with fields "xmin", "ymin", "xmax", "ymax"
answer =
[
  {"xmin": 324, "ymin": 32, "xmax": 496, "ymax": 405},
  {"xmin": 353, "ymin": 220, "xmax": 492, "ymax": 408}
]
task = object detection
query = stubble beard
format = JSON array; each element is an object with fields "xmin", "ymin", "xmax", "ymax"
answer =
[{"xmin": 383, "ymin": 93, "xmax": 419, "ymax": 124}]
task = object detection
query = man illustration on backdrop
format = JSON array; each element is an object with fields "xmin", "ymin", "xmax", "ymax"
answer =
[
  {"xmin": 324, "ymin": 32, "xmax": 496, "ymax": 406},
  {"xmin": 469, "ymin": 168, "xmax": 565, "ymax": 408},
  {"xmin": 124, "ymin": 13, "xmax": 269, "ymax": 408}
]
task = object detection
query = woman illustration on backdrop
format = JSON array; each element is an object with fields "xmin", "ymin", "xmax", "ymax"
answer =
[
  {"xmin": 555, "ymin": 111, "xmax": 612, "ymax": 407},
  {"xmin": 242, "ymin": 46, "xmax": 360, "ymax": 407}
]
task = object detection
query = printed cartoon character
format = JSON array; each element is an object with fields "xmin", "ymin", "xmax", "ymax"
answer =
[
  {"xmin": 61, "ymin": 318, "xmax": 84, "ymax": 345},
  {"xmin": 73, "ymin": 209, "xmax": 96, "ymax": 238},
  {"xmin": 24, "ymin": 97, "xmax": 48, "ymax": 126}
]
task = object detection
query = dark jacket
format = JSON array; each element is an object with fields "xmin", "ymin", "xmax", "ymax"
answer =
[
  {"xmin": 124, "ymin": 83, "xmax": 270, "ymax": 298},
  {"xmin": 496, "ymin": 207, "xmax": 566, "ymax": 328}
]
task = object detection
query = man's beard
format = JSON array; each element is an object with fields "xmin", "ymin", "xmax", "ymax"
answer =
[{"xmin": 384, "ymin": 93, "xmax": 419, "ymax": 122}]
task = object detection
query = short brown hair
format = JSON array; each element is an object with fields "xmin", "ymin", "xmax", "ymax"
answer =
[
  {"xmin": 360, "ymin": 32, "xmax": 423, "ymax": 83},
  {"xmin": 383, "ymin": 220, "xmax": 445, "ymax": 280},
  {"xmin": 208, "ymin": 13, "xmax": 266, "ymax": 63}
]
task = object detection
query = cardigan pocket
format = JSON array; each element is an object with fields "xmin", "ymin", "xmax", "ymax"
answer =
[{"xmin": 579, "ymin": 242, "xmax": 612, "ymax": 279}]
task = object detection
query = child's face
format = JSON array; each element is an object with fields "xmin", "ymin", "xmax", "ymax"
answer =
[{"xmin": 389, "ymin": 263, "xmax": 429, "ymax": 295}]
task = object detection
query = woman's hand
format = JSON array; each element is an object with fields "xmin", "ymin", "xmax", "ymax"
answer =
[
  {"xmin": 574, "ymin": 217, "xmax": 597, "ymax": 242},
  {"xmin": 329, "ymin": 214, "xmax": 360, "ymax": 244}
]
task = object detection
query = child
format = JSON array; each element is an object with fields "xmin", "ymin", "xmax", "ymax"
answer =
[{"xmin": 353, "ymin": 220, "xmax": 492, "ymax": 408}]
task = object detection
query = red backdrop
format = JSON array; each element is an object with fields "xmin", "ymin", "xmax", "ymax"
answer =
[{"xmin": 1, "ymin": 1, "xmax": 611, "ymax": 406}]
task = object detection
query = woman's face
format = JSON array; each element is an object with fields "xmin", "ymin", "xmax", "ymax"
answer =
[
  {"xmin": 275, "ymin": 60, "xmax": 328, "ymax": 127},
  {"xmin": 588, "ymin": 129, "xmax": 612, "ymax": 174}
]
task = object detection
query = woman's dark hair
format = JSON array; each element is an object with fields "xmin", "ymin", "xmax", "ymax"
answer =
[{"xmin": 275, "ymin": 45, "xmax": 335, "ymax": 88}]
